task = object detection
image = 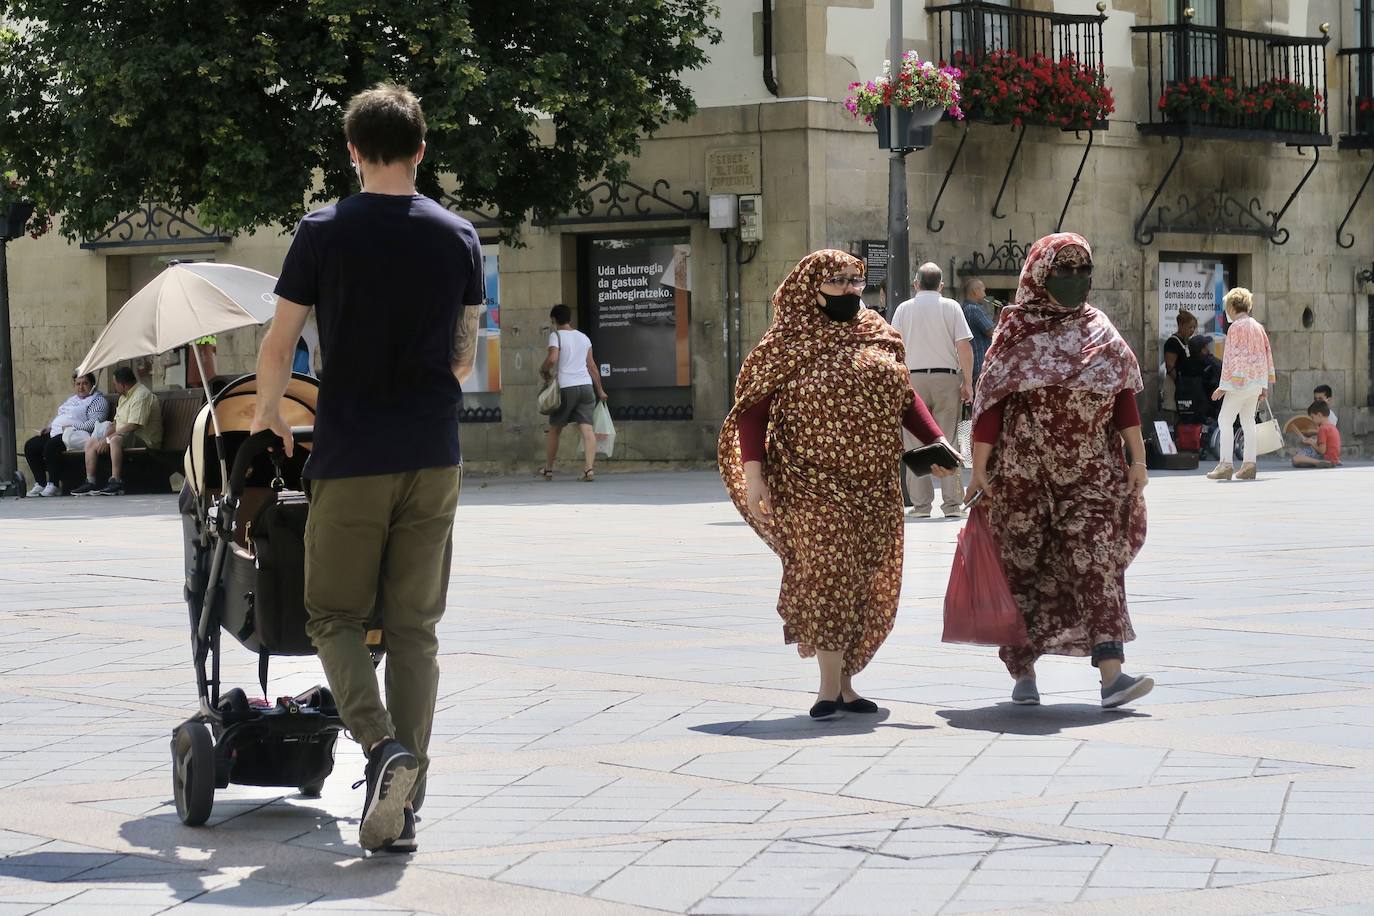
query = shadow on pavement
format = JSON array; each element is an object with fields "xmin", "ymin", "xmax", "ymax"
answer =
[
  {"xmin": 0, "ymin": 800, "xmax": 412, "ymax": 906},
  {"xmin": 691, "ymin": 709, "xmax": 934, "ymax": 740},
  {"xmin": 937, "ymin": 703, "xmax": 1149, "ymax": 736}
]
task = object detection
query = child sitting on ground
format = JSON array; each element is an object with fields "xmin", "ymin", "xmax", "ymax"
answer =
[
  {"xmin": 1293, "ymin": 400, "xmax": 1341, "ymax": 469},
  {"xmin": 1313, "ymin": 384, "xmax": 1338, "ymax": 427}
]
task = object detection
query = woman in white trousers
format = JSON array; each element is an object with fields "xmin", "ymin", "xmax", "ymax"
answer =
[{"xmin": 1207, "ymin": 287, "xmax": 1275, "ymax": 481}]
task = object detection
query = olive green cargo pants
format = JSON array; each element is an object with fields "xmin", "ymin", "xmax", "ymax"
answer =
[{"xmin": 304, "ymin": 466, "xmax": 461, "ymax": 797}]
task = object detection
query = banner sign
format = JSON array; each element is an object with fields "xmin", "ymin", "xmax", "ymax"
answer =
[
  {"xmin": 1158, "ymin": 259, "xmax": 1226, "ymax": 360},
  {"xmin": 463, "ymin": 244, "xmax": 502, "ymax": 393},
  {"xmin": 589, "ymin": 237, "xmax": 691, "ymax": 389}
]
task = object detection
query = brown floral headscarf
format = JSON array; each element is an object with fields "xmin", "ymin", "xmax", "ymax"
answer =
[
  {"xmin": 973, "ymin": 233, "xmax": 1142, "ymax": 421},
  {"xmin": 718, "ymin": 248, "xmax": 907, "ymax": 548}
]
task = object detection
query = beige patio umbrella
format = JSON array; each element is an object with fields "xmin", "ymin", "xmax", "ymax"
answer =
[
  {"xmin": 75, "ymin": 261, "xmax": 283, "ymax": 486},
  {"xmin": 76, "ymin": 262, "xmax": 279, "ymax": 377}
]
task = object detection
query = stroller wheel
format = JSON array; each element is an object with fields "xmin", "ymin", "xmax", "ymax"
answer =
[
  {"xmin": 298, "ymin": 780, "xmax": 326, "ymax": 798},
  {"xmin": 171, "ymin": 721, "xmax": 215, "ymax": 826}
]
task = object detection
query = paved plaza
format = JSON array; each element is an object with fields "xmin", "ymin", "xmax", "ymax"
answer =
[{"xmin": 1, "ymin": 463, "xmax": 1373, "ymax": 915}]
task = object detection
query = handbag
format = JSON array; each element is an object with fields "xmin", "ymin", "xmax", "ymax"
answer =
[
  {"xmin": 954, "ymin": 403, "xmax": 973, "ymax": 468},
  {"xmin": 537, "ymin": 376, "xmax": 561, "ymax": 416},
  {"xmin": 1252, "ymin": 397, "xmax": 1283, "ymax": 455},
  {"xmin": 537, "ymin": 330, "xmax": 563, "ymax": 416},
  {"xmin": 942, "ymin": 506, "xmax": 1028, "ymax": 647}
]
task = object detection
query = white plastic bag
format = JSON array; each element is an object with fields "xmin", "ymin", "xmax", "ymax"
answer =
[{"xmin": 593, "ymin": 402, "xmax": 616, "ymax": 457}]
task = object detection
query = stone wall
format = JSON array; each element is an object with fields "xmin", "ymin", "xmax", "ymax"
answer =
[{"xmin": 5, "ymin": 0, "xmax": 1370, "ymax": 468}]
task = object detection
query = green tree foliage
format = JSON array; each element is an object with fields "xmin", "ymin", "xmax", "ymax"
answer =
[{"xmin": 0, "ymin": 1, "xmax": 719, "ymax": 240}]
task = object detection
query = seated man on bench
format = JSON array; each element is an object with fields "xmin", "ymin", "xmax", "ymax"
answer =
[{"xmin": 73, "ymin": 366, "xmax": 163, "ymax": 496}]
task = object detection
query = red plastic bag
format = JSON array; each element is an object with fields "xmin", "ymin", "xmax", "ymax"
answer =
[{"xmin": 943, "ymin": 506, "xmax": 1029, "ymax": 647}]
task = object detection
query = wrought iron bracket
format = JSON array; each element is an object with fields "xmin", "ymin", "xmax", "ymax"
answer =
[
  {"xmin": 1133, "ymin": 138, "xmax": 1318, "ymax": 245},
  {"xmin": 1337, "ymin": 151, "xmax": 1374, "ymax": 249},
  {"xmin": 434, "ymin": 190, "xmax": 504, "ymax": 230},
  {"xmin": 991, "ymin": 125, "xmax": 1027, "ymax": 220},
  {"xmin": 1264, "ymin": 146, "xmax": 1320, "ymax": 244},
  {"xmin": 548, "ymin": 177, "xmax": 703, "ymax": 226},
  {"xmin": 926, "ymin": 122, "xmax": 971, "ymax": 233},
  {"xmin": 81, "ymin": 203, "xmax": 229, "ymax": 250},
  {"xmin": 1133, "ymin": 136, "xmax": 1186, "ymax": 245},
  {"xmin": 958, "ymin": 229, "xmax": 1031, "ymax": 277},
  {"xmin": 1056, "ymin": 129, "xmax": 1096, "ymax": 233}
]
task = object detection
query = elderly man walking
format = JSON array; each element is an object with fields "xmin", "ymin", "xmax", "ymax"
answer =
[{"xmin": 890, "ymin": 263, "xmax": 974, "ymax": 518}]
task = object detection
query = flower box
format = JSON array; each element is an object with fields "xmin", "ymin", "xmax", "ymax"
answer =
[
  {"xmin": 845, "ymin": 50, "xmax": 963, "ymax": 146},
  {"xmin": 875, "ymin": 105, "xmax": 941, "ymax": 150},
  {"xmin": 1357, "ymin": 97, "xmax": 1374, "ymax": 134},
  {"xmin": 951, "ymin": 49, "xmax": 1113, "ymax": 129}
]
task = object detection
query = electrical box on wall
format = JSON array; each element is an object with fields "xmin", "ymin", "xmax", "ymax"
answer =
[
  {"xmin": 738, "ymin": 195, "xmax": 763, "ymax": 242},
  {"xmin": 708, "ymin": 193, "xmax": 738, "ymax": 230}
]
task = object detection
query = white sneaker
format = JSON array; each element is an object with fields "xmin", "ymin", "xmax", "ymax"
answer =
[
  {"xmin": 40, "ymin": 483, "xmax": 59, "ymax": 497},
  {"xmin": 25, "ymin": 484, "xmax": 43, "ymax": 497}
]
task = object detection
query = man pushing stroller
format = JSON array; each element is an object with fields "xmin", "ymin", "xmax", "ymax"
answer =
[{"xmin": 251, "ymin": 83, "xmax": 485, "ymax": 853}]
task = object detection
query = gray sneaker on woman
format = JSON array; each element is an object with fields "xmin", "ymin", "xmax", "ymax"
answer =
[{"xmin": 1101, "ymin": 673, "xmax": 1154, "ymax": 709}]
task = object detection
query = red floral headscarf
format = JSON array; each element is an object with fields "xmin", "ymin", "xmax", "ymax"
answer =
[{"xmin": 973, "ymin": 232, "xmax": 1142, "ymax": 421}]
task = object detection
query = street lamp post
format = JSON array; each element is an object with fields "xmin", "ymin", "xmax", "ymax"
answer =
[
  {"xmin": 0, "ymin": 201, "xmax": 34, "ymax": 497},
  {"xmin": 887, "ymin": 0, "xmax": 909, "ymax": 303}
]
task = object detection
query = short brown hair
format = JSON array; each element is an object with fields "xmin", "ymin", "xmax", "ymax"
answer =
[
  {"xmin": 1223, "ymin": 287, "xmax": 1253, "ymax": 314},
  {"xmin": 1176, "ymin": 309, "xmax": 1196, "ymax": 328},
  {"xmin": 344, "ymin": 83, "xmax": 426, "ymax": 165},
  {"xmin": 1307, "ymin": 400, "xmax": 1331, "ymax": 417}
]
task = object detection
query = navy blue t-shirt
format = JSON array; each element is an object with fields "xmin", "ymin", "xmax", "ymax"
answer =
[{"xmin": 274, "ymin": 193, "xmax": 484, "ymax": 479}]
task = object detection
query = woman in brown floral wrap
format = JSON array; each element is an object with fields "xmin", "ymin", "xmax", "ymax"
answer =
[
  {"xmin": 719, "ymin": 249, "xmax": 954, "ymax": 720},
  {"xmin": 966, "ymin": 232, "xmax": 1155, "ymax": 710}
]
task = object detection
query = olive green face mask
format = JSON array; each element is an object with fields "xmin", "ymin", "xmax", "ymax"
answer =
[{"xmin": 1044, "ymin": 274, "xmax": 1091, "ymax": 309}]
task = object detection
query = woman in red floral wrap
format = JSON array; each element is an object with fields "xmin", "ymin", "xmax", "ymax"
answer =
[
  {"xmin": 966, "ymin": 233, "xmax": 1154, "ymax": 710},
  {"xmin": 719, "ymin": 249, "xmax": 954, "ymax": 720}
]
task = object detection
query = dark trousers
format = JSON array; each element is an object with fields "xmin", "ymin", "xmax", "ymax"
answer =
[{"xmin": 23, "ymin": 432, "xmax": 65, "ymax": 487}]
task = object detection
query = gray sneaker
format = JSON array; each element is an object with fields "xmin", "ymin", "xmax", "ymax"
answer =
[
  {"xmin": 1011, "ymin": 678, "xmax": 1040, "ymax": 706},
  {"xmin": 1102, "ymin": 673, "xmax": 1154, "ymax": 709}
]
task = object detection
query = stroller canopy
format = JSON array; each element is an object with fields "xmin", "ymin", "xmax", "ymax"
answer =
[{"xmin": 184, "ymin": 374, "xmax": 319, "ymax": 498}]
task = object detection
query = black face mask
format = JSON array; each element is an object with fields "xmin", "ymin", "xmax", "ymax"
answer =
[
  {"xmin": 819, "ymin": 291, "xmax": 862, "ymax": 322},
  {"xmin": 1044, "ymin": 274, "xmax": 1091, "ymax": 309}
]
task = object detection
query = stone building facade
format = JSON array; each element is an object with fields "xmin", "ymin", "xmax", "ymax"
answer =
[{"xmin": 5, "ymin": 0, "xmax": 1369, "ymax": 471}]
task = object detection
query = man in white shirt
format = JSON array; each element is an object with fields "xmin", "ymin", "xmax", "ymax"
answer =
[{"xmin": 889, "ymin": 263, "xmax": 974, "ymax": 518}]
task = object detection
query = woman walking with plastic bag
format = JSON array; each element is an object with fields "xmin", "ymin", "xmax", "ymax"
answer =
[
  {"xmin": 964, "ymin": 232, "xmax": 1153, "ymax": 709},
  {"xmin": 719, "ymin": 249, "xmax": 955, "ymax": 719},
  {"xmin": 1206, "ymin": 287, "xmax": 1275, "ymax": 481},
  {"xmin": 538, "ymin": 303, "xmax": 608, "ymax": 481}
]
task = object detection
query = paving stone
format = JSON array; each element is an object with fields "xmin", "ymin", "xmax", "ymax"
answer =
[{"xmin": 2, "ymin": 469, "xmax": 1373, "ymax": 914}]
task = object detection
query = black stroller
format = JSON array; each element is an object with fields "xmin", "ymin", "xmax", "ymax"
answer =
[{"xmin": 172, "ymin": 373, "xmax": 377, "ymax": 826}]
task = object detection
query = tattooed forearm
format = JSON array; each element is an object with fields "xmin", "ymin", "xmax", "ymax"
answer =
[{"xmin": 452, "ymin": 303, "xmax": 483, "ymax": 382}]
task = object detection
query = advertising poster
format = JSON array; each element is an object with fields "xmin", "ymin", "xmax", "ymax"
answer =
[
  {"xmin": 1158, "ymin": 259, "xmax": 1226, "ymax": 360},
  {"xmin": 588, "ymin": 237, "xmax": 691, "ymax": 389},
  {"xmin": 464, "ymin": 244, "xmax": 502, "ymax": 393}
]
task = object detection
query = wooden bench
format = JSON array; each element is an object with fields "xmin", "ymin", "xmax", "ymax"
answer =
[{"xmin": 58, "ymin": 388, "xmax": 204, "ymax": 493}]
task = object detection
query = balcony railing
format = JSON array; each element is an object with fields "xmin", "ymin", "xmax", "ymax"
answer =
[
  {"xmin": 1338, "ymin": 47, "xmax": 1374, "ymax": 149},
  {"xmin": 1133, "ymin": 20, "xmax": 1330, "ymax": 143},
  {"xmin": 926, "ymin": 1, "xmax": 1108, "ymax": 127}
]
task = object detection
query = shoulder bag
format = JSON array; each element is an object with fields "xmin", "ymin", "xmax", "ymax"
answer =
[
  {"xmin": 1252, "ymin": 397, "xmax": 1283, "ymax": 455},
  {"xmin": 538, "ymin": 330, "xmax": 563, "ymax": 416}
]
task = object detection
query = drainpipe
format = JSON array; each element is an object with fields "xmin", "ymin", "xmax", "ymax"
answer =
[{"xmin": 762, "ymin": 0, "xmax": 780, "ymax": 96}]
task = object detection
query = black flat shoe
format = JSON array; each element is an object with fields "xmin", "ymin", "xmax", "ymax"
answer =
[
  {"xmin": 839, "ymin": 696, "xmax": 879, "ymax": 714},
  {"xmin": 809, "ymin": 698, "xmax": 841, "ymax": 720}
]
